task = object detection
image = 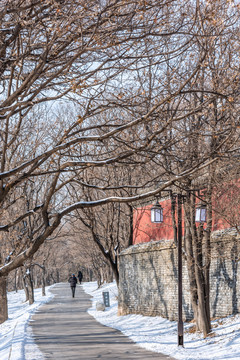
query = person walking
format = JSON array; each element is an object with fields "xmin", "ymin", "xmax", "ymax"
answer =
[
  {"xmin": 68, "ymin": 274, "xmax": 78, "ymax": 298},
  {"xmin": 77, "ymin": 270, "xmax": 83, "ymax": 285}
]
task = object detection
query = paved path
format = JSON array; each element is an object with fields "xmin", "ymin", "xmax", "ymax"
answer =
[{"xmin": 30, "ymin": 283, "xmax": 175, "ymax": 359}]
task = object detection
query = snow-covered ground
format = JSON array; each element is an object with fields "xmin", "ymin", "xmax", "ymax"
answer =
[
  {"xmin": 83, "ymin": 281, "xmax": 240, "ymax": 360},
  {"xmin": 0, "ymin": 281, "xmax": 240, "ymax": 360},
  {"xmin": 0, "ymin": 286, "xmax": 55, "ymax": 360}
]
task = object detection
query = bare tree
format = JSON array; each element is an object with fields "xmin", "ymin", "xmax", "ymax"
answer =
[{"xmin": 0, "ymin": 0, "xmax": 238, "ymax": 333}]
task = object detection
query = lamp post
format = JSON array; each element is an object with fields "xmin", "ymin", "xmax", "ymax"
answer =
[
  {"xmin": 176, "ymin": 193, "xmax": 183, "ymax": 346},
  {"xmin": 151, "ymin": 193, "xmax": 206, "ymax": 347}
]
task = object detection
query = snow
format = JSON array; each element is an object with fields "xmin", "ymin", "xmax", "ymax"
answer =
[
  {"xmin": 0, "ymin": 281, "xmax": 240, "ymax": 360},
  {"xmin": 82, "ymin": 281, "xmax": 240, "ymax": 360},
  {"xmin": 0, "ymin": 286, "xmax": 55, "ymax": 360}
]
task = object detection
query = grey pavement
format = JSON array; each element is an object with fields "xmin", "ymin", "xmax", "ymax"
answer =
[{"xmin": 30, "ymin": 283, "xmax": 176, "ymax": 359}]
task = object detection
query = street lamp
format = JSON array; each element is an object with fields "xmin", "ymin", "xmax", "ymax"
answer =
[
  {"xmin": 195, "ymin": 203, "xmax": 207, "ymax": 222},
  {"xmin": 151, "ymin": 200, "xmax": 163, "ymax": 223},
  {"xmin": 151, "ymin": 195, "xmax": 207, "ymax": 347}
]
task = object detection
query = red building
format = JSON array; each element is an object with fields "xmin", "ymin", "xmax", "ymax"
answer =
[{"xmin": 133, "ymin": 182, "xmax": 240, "ymax": 245}]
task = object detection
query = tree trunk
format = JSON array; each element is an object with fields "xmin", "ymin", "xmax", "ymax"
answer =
[
  {"xmin": 89, "ymin": 269, "xmax": 93, "ymax": 281},
  {"xmin": 184, "ymin": 192, "xmax": 211, "ymax": 337},
  {"xmin": 14, "ymin": 269, "xmax": 19, "ymax": 293},
  {"xmin": 42, "ymin": 267, "xmax": 46, "ymax": 296},
  {"xmin": 128, "ymin": 204, "xmax": 133, "ymax": 247},
  {"xmin": 97, "ymin": 270, "xmax": 102, "ymax": 288},
  {"xmin": 46, "ymin": 272, "xmax": 50, "ymax": 285},
  {"xmin": 25, "ymin": 270, "xmax": 34, "ymax": 305},
  {"xmin": 56, "ymin": 269, "xmax": 60, "ymax": 283},
  {"xmin": 112, "ymin": 260, "xmax": 119, "ymax": 286},
  {"xmin": 203, "ymin": 182, "xmax": 213, "ymax": 330},
  {"xmin": 181, "ymin": 192, "xmax": 199, "ymax": 324},
  {"xmin": 0, "ymin": 276, "xmax": 8, "ymax": 324},
  {"xmin": 50, "ymin": 273, "xmax": 56, "ymax": 284},
  {"xmin": 184, "ymin": 223, "xmax": 199, "ymax": 321},
  {"xmin": 21, "ymin": 268, "xmax": 29, "ymax": 302},
  {"xmin": 193, "ymin": 225, "xmax": 211, "ymax": 337}
]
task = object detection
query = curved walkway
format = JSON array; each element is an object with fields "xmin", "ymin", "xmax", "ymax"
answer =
[{"xmin": 30, "ymin": 283, "xmax": 175, "ymax": 359}]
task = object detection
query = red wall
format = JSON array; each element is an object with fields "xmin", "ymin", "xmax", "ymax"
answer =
[
  {"xmin": 133, "ymin": 183, "xmax": 240, "ymax": 245},
  {"xmin": 133, "ymin": 199, "xmax": 174, "ymax": 244},
  {"xmin": 212, "ymin": 179, "xmax": 240, "ymax": 231}
]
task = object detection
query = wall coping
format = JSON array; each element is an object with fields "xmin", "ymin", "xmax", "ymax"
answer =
[
  {"xmin": 211, "ymin": 227, "xmax": 239, "ymax": 240},
  {"xmin": 119, "ymin": 239, "xmax": 175, "ymax": 256},
  {"xmin": 120, "ymin": 228, "xmax": 239, "ymax": 256}
]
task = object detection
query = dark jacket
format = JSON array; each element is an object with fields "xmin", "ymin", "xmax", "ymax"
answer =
[{"xmin": 68, "ymin": 275, "xmax": 78, "ymax": 287}]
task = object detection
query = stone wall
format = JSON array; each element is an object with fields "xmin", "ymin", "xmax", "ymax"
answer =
[{"xmin": 118, "ymin": 230, "xmax": 240, "ymax": 321}]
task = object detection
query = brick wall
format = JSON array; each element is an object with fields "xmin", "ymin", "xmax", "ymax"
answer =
[{"xmin": 118, "ymin": 230, "xmax": 240, "ymax": 321}]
